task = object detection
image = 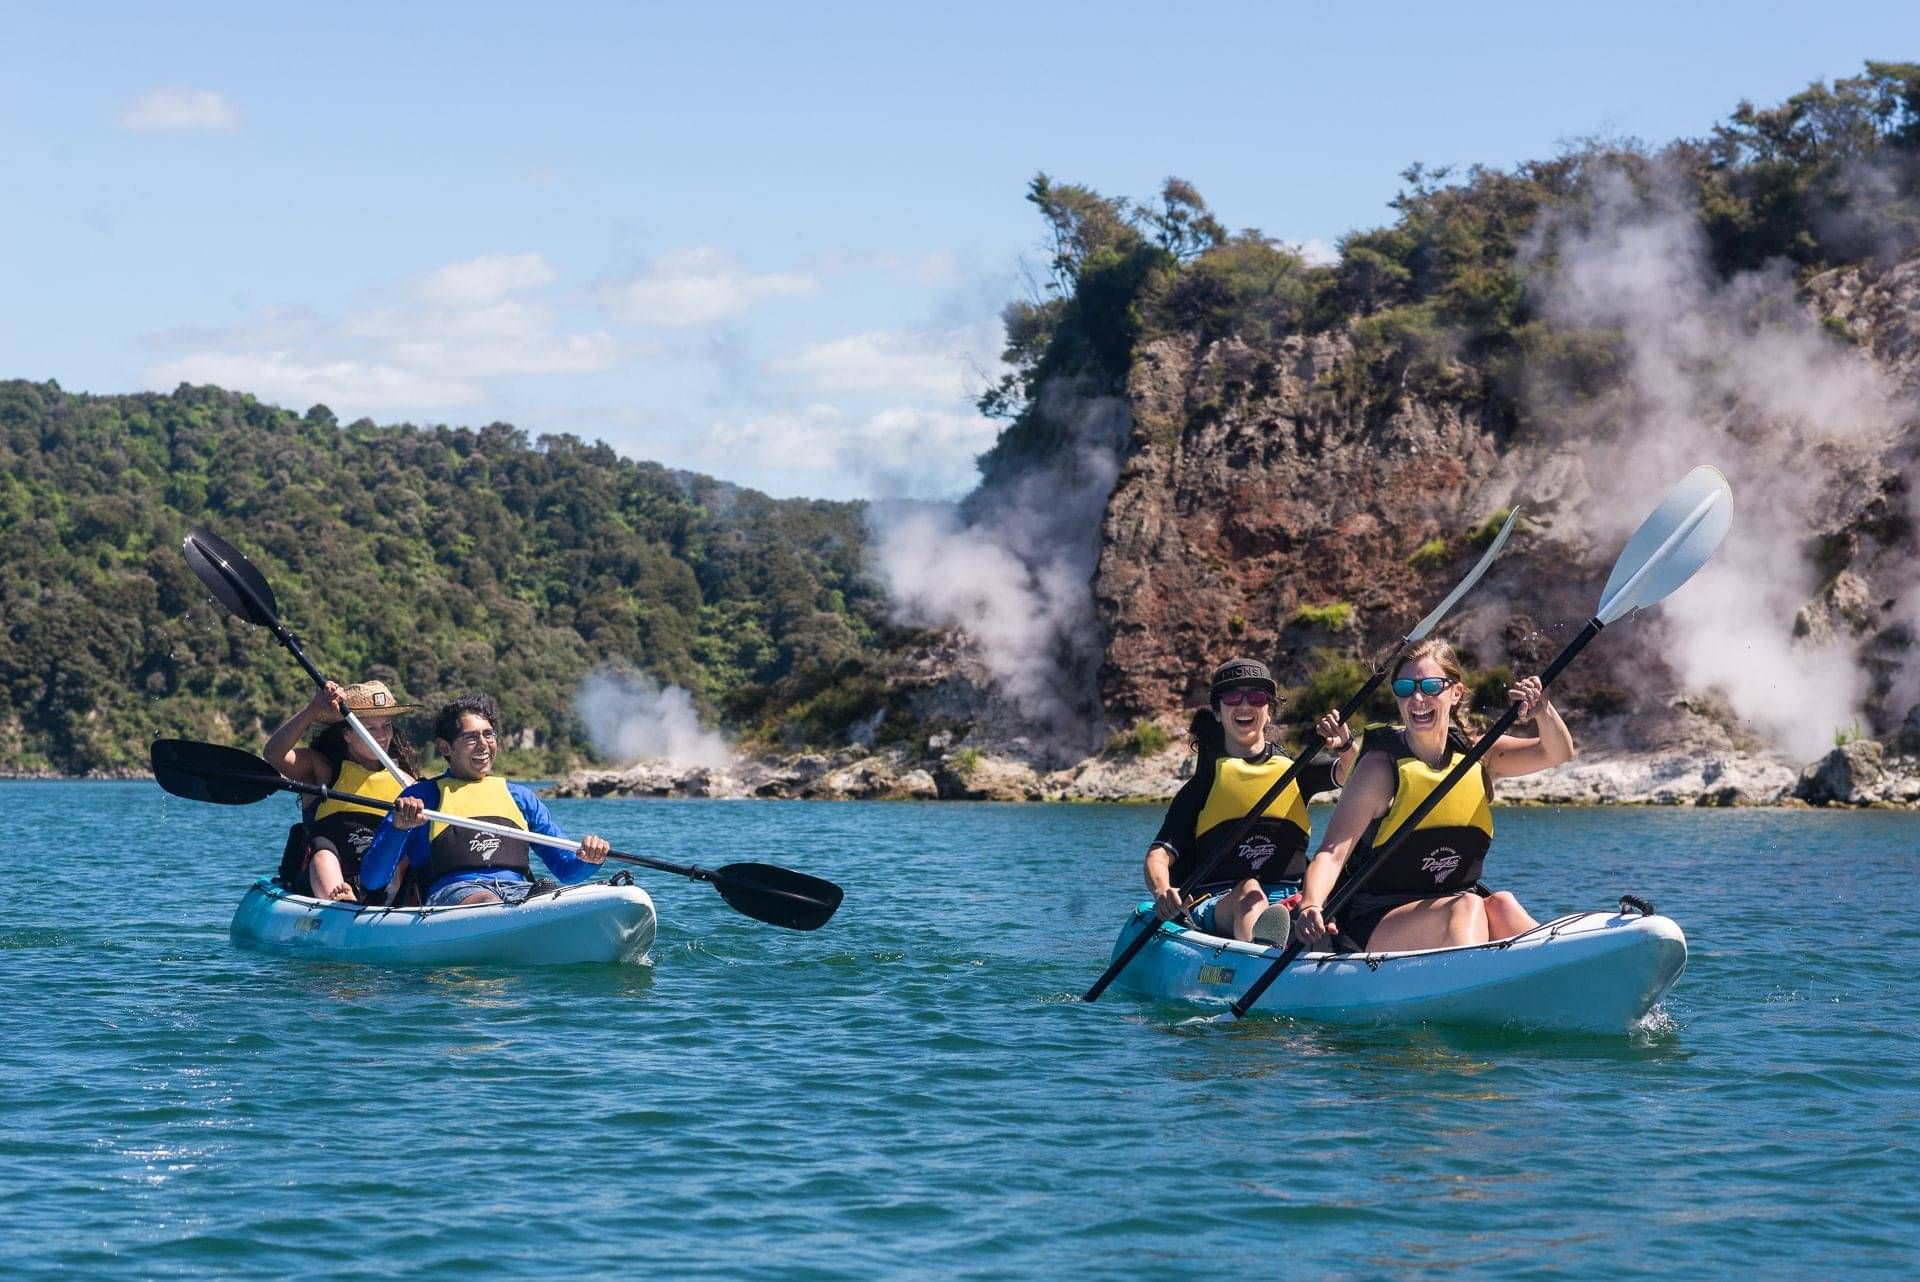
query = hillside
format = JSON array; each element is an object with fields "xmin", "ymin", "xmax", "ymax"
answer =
[{"xmin": 0, "ymin": 382, "xmax": 898, "ymax": 773}]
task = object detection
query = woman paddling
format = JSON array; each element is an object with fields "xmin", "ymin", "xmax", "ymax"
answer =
[
  {"xmin": 1144, "ymin": 659, "xmax": 1360, "ymax": 943},
  {"xmin": 1292, "ymin": 638, "xmax": 1573, "ymax": 952},
  {"xmin": 263, "ymin": 679, "xmax": 421, "ymax": 901}
]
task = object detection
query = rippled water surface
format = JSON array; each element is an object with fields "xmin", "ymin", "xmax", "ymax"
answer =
[{"xmin": 3, "ymin": 782, "xmax": 1918, "ymax": 1278}]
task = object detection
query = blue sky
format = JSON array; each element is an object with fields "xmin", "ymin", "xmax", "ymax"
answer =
[{"xmin": 3, "ymin": 2, "xmax": 1916, "ymax": 499}]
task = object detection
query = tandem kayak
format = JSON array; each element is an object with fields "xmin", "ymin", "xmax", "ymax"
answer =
[
  {"xmin": 230, "ymin": 878, "xmax": 658, "ymax": 966},
  {"xmin": 1105, "ymin": 899, "xmax": 1686, "ymax": 1033}
]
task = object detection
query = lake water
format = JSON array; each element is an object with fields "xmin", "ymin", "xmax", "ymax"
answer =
[{"xmin": 2, "ymin": 782, "xmax": 1916, "ymax": 1279}]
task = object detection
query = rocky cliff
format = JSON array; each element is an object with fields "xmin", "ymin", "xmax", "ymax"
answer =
[{"xmin": 1094, "ymin": 248, "xmax": 1920, "ymax": 765}]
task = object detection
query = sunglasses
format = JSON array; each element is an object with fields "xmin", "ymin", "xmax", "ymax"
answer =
[
  {"xmin": 1392, "ymin": 676, "xmax": 1454, "ymax": 699},
  {"xmin": 1216, "ymin": 688, "xmax": 1273, "ymax": 707}
]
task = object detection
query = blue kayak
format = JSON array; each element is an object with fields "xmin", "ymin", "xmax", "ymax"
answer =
[
  {"xmin": 230, "ymin": 878, "xmax": 657, "ymax": 966},
  {"xmin": 1106, "ymin": 903, "xmax": 1686, "ymax": 1033}
]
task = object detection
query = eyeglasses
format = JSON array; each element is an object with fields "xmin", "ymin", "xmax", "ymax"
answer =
[
  {"xmin": 452, "ymin": 729, "xmax": 498, "ymax": 747},
  {"xmin": 1392, "ymin": 676, "xmax": 1454, "ymax": 699},
  {"xmin": 1217, "ymin": 688, "xmax": 1272, "ymax": 707}
]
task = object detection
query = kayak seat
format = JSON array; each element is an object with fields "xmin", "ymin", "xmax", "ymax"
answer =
[{"xmin": 273, "ymin": 822, "xmax": 310, "ymax": 891}]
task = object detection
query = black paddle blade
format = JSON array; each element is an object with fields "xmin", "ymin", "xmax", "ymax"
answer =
[
  {"xmin": 182, "ymin": 528, "xmax": 280, "ymax": 627},
  {"xmin": 149, "ymin": 738, "xmax": 286, "ymax": 806},
  {"xmin": 712, "ymin": 862, "xmax": 844, "ymax": 931}
]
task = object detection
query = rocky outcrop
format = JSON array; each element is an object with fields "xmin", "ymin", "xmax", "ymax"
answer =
[
  {"xmin": 1794, "ymin": 739, "xmax": 1920, "ymax": 807},
  {"xmin": 548, "ymin": 740, "xmax": 1920, "ymax": 807},
  {"xmin": 1496, "ymin": 751, "xmax": 1799, "ymax": 806}
]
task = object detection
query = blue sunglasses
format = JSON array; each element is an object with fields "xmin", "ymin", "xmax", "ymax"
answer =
[{"xmin": 1392, "ymin": 676, "xmax": 1454, "ymax": 698}]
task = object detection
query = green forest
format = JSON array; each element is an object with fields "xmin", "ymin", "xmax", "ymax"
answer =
[
  {"xmin": 0, "ymin": 382, "xmax": 901, "ymax": 774},
  {"xmin": 5, "ymin": 63, "xmax": 1917, "ymax": 774}
]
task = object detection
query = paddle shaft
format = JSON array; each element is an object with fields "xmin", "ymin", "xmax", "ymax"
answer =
[
  {"xmin": 1228, "ymin": 617, "xmax": 1602, "ymax": 1018},
  {"xmin": 1081, "ymin": 655, "xmax": 1396, "ymax": 1003},
  {"xmin": 194, "ymin": 538, "xmax": 414, "ymax": 785},
  {"xmin": 276, "ymin": 776, "xmax": 731, "ymax": 884}
]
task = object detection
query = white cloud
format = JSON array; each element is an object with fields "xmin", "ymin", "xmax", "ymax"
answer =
[
  {"xmin": 416, "ymin": 252, "xmax": 557, "ymax": 307},
  {"xmin": 599, "ymin": 247, "xmax": 815, "ymax": 327},
  {"xmin": 384, "ymin": 330, "xmax": 627, "ymax": 379},
  {"xmin": 144, "ymin": 250, "xmax": 627, "ymax": 416},
  {"xmin": 119, "ymin": 87, "xmax": 240, "ymax": 133},
  {"xmin": 1295, "ymin": 237, "xmax": 1339, "ymax": 266},
  {"xmin": 147, "ymin": 351, "xmax": 478, "ymax": 410},
  {"xmin": 769, "ymin": 326, "xmax": 999, "ymax": 398},
  {"xmin": 704, "ymin": 404, "xmax": 999, "ymax": 496}
]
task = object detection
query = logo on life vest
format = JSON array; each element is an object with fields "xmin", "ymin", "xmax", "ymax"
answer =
[
  {"xmin": 1239, "ymin": 835, "xmax": 1277, "ymax": 871},
  {"xmin": 1421, "ymin": 850, "xmax": 1462, "ymax": 883},
  {"xmin": 347, "ymin": 828, "xmax": 374, "ymax": 855},
  {"xmin": 469, "ymin": 832, "xmax": 503, "ymax": 862}
]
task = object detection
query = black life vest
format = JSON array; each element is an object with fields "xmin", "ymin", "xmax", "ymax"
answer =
[{"xmin": 425, "ymin": 774, "xmax": 533, "ymax": 885}]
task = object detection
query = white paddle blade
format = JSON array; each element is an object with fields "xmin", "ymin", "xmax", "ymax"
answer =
[
  {"xmin": 1407, "ymin": 506, "xmax": 1523, "ymax": 642},
  {"xmin": 1596, "ymin": 465, "xmax": 1732, "ymax": 625}
]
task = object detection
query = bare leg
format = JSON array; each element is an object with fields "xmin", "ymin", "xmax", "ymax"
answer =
[
  {"xmin": 308, "ymin": 850, "xmax": 356, "ymax": 901},
  {"xmin": 1482, "ymin": 890, "xmax": 1538, "ymax": 939},
  {"xmin": 1212, "ymin": 879, "xmax": 1270, "ymax": 942},
  {"xmin": 455, "ymin": 888, "xmax": 504, "ymax": 906},
  {"xmin": 1366, "ymin": 892, "xmax": 1489, "ymax": 951}
]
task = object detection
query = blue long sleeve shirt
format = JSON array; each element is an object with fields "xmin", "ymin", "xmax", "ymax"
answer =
[{"xmin": 360, "ymin": 776, "xmax": 597, "ymax": 897}]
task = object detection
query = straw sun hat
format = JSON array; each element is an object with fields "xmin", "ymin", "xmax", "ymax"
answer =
[{"xmin": 316, "ymin": 680, "xmax": 419, "ymax": 723}]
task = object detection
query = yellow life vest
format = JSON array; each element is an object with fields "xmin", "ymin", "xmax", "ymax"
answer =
[
  {"xmin": 1362, "ymin": 727, "xmax": 1493, "ymax": 895},
  {"xmin": 311, "ymin": 758, "xmax": 403, "ymax": 822},
  {"xmin": 1194, "ymin": 754, "xmax": 1311, "ymax": 844},
  {"xmin": 305, "ymin": 759, "xmax": 405, "ymax": 873},
  {"xmin": 1174, "ymin": 750, "xmax": 1318, "ymax": 888},
  {"xmin": 426, "ymin": 774, "xmax": 532, "ymax": 883}
]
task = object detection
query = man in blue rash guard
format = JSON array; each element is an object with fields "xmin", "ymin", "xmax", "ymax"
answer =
[{"xmin": 360, "ymin": 693, "xmax": 610, "ymax": 906}]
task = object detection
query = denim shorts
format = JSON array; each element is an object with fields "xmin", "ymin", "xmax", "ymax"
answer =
[{"xmin": 426, "ymin": 876, "xmax": 532, "ymax": 908}]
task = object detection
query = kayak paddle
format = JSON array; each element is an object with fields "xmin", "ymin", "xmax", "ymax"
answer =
[
  {"xmin": 150, "ymin": 739, "xmax": 845, "ymax": 931},
  {"xmin": 181, "ymin": 528, "xmax": 415, "ymax": 786},
  {"xmin": 1081, "ymin": 506, "xmax": 1523, "ymax": 1003},
  {"xmin": 1228, "ymin": 465, "xmax": 1731, "ymax": 1018}
]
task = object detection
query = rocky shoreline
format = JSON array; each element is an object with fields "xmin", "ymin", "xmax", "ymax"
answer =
[{"xmin": 546, "ymin": 738, "xmax": 1920, "ymax": 809}]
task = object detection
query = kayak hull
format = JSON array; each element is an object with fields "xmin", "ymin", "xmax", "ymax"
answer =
[
  {"xmin": 1106, "ymin": 906, "xmax": 1686, "ymax": 1033},
  {"xmin": 230, "ymin": 878, "xmax": 657, "ymax": 966}
]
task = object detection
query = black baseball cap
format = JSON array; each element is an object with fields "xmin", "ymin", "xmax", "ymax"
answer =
[{"xmin": 1209, "ymin": 658, "xmax": 1278, "ymax": 701}]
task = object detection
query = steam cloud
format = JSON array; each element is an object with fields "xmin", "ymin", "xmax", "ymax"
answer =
[
  {"xmin": 1527, "ymin": 167, "xmax": 1904, "ymax": 760},
  {"xmin": 866, "ymin": 388, "xmax": 1131, "ymax": 737},
  {"xmin": 574, "ymin": 667, "xmax": 732, "ymax": 768}
]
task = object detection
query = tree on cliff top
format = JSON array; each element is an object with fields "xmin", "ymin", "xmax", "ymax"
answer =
[{"xmin": 980, "ymin": 61, "xmax": 1920, "ymax": 440}]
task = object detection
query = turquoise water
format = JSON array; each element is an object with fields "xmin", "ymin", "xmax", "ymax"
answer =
[{"xmin": 3, "ymin": 782, "xmax": 1917, "ymax": 1279}]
